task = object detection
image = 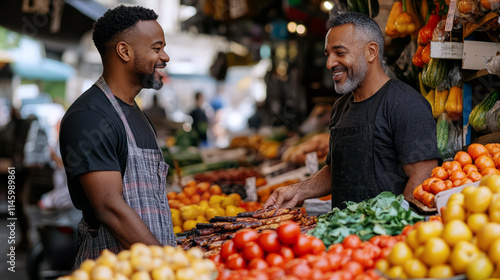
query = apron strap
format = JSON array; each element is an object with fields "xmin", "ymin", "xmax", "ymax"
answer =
[{"xmin": 95, "ymin": 77, "xmax": 138, "ymax": 147}]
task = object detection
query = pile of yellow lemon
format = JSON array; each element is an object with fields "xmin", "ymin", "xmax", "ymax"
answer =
[
  {"xmin": 57, "ymin": 244, "xmax": 216, "ymax": 280},
  {"xmin": 171, "ymin": 193, "xmax": 246, "ymax": 234},
  {"xmin": 378, "ymin": 174, "xmax": 500, "ymax": 279}
]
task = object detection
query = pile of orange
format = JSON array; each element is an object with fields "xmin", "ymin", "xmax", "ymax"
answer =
[
  {"xmin": 167, "ymin": 180, "xmax": 262, "ymax": 212},
  {"xmin": 414, "ymin": 143, "xmax": 500, "ymax": 208}
]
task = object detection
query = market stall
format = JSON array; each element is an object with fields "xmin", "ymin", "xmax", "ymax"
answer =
[{"xmin": 53, "ymin": 0, "xmax": 500, "ymax": 279}]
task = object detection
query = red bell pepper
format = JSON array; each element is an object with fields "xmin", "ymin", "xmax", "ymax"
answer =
[
  {"xmin": 417, "ymin": 14, "xmax": 440, "ymax": 46},
  {"xmin": 412, "ymin": 45, "xmax": 425, "ymax": 68}
]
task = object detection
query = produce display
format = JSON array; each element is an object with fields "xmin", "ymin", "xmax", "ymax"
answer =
[
  {"xmin": 179, "ymin": 208, "xmax": 316, "ymax": 257},
  {"xmin": 414, "ymin": 143, "xmax": 500, "ymax": 208},
  {"xmin": 56, "ymin": 244, "xmax": 216, "ymax": 280},
  {"xmin": 193, "ymin": 167, "xmax": 266, "ymax": 190},
  {"xmin": 168, "ymin": 181, "xmax": 262, "ymax": 233},
  {"xmin": 381, "ymin": 174, "xmax": 500, "ymax": 279},
  {"xmin": 281, "ymin": 133, "xmax": 329, "ymax": 165},
  {"xmin": 257, "ymin": 179, "xmax": 300, "ymax": 203},
  {"xmin": 310, "ymin": 192, "xmax": 424, "ymax": 247},
  {"xmin": 469, "ymin": 90, "xmax": 500, "ymax": 132}
]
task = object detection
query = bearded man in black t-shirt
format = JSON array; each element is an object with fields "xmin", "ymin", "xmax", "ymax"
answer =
[
  {"xmin": 59, "ymin": 5, "xmax": 176, "ymax": 267},
  {"xmin": 264, "ymin": 12, "xmax": 441, "ymax": 210}
]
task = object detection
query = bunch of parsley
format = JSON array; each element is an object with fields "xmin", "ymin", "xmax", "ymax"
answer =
[{"xmin": 308, "ymin": 191, "xmax": 425, "ymax": 247}]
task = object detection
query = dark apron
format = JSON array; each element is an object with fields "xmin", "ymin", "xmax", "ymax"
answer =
[
  {"xmin": 73, "ymin": 77, "xmax": 176, "ymax": 269},
  {"xmin": 329, "ymin": 90, "xmax": 386, "ymax": 209}
]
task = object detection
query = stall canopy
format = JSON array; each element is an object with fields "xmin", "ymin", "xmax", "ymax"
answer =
[
  {"xmin": 0, "ymin": 0, "xmax": 107, "ymax": 45},
  {"xmin": 11, "ymin": 58, "xmax": 75, "ymax": 81}
]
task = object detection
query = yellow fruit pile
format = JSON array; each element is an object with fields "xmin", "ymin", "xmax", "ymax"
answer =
[
  {"xmin": 56, "ymin": 244, "xmax": 216, "ymax": 280},
  {"xmin": 171, "ymin": 194, "xmax": 246, "ymax": 234},
  {"xmin": 380, "ymin": 174, "xmax": 500, "ymax": 279}
]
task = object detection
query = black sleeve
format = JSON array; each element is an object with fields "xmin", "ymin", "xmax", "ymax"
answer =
[
  {"xmin": 59, "ymin": 109, "xmax": 124, "ymax": 179},
  {"xmin": 391, "ymin": 89, "xmax": 441, "ymax": 165},
  {"xmin": 324, "ymin": 106, "xmax": 336, "ymax": 166}
]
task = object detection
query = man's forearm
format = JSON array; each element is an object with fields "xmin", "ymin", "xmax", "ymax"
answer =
[
  {"xmin": 295, "ymin": 165, "xmax": 332, "ymax": 201},
  {"xmin": 94, "ymin": 200, "xmax": 162, "ymax": 248}
]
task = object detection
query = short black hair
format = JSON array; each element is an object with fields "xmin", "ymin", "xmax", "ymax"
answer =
[
  {"xmin": 92, "ymin": 5, "xmax": 158, "ymax": 57},
  {"xmin": 326, "ymin": 12, "xmax": 384, "ymax": 64}
]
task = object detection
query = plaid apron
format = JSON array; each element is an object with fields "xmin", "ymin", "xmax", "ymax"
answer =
[{"xmin": 73, "ymin": 77, "xmax": 176, "ymax": 269}]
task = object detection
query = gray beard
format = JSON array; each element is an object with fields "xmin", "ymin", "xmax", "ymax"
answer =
[
  {"xmin": 141, "ymin": 71, "xmax": 163, "ymax": 90},
  {"xmin": 334, "ymin": 57, "xmax": 368, "ymax": 95}
]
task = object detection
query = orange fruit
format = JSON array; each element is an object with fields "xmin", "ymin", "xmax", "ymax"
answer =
[
  {"xmin": 422, "ymin": 178, "xmax": 441, "ymax": 192},
  {"xmin": 167, "ymin": 192, "xmax": 177, "ymax": 200},
  {"xmin": 431, "ymin": 167, "xmax": 449, "ymax": 180},
  {"xmin": 413, "ymin": 185, "xmax": 424, "ymax": 200},
  {"xmin": 493, "ymin": 152, "xmax": 500, "ymax": 168},
  {"xmin": 475, "ymin": 154, "xmax": 495, "ymax": 172},
  {"xmin": 430, "ymin": 180, "xmax": 447, "ymax": 195},
  {"xmin": 467, "ymin": 171, "xmax": 483, "ymax": 182},
  {"xmin": 481, "ymin": 167, "xmax": 500, "ymax": 176},
  {"xmin": 468, "ymin": 143, "xmax": 489, "ymax": 161},
  {"xmin": 444, "ymin": 180, "xmax": 453, "ymax": 190},
  {"xmin": 455, "ymin": 151, "xmax": 473, "ymax": 167},
  {"xmin": 463, "ymin": 164, "xmax": 479, "ymax": 175},
  {"xmin": 450, "ymin": 170, "xmax": 467, "ymax": 182},
  {"xmin": 421, "ymin": 192, "xmax": 436, "ymax": 208},
  {"xmin": 485, "ymin": 143, "xmax": 500, "ymax": 156},
  {"xmin": 446, "ymin": 161, "xmax": 462, "ymax": 176},
  {"xmin": 177, "ymin": 192, "xmax": 186, "ymax": 200},
  {"xmin": 190, "ymin": 194, "xmax": 201, "ymax": 204},
  {"xmin": 183, "ymin": 186, "xmax": 197, "ymax": 197},
  {"xmin": 461, "ymin": 178, "xmax": 473, "ymax": 185},
  {"xmin": 209, "ymin": 185, "xmax": 222, "ymax": 195},
  {"xmin": 196, "ymin": 182, "xmax": 210, "ymax": 194},
  {"xmin": 442, "ymin": 161, "xmax": 452, "ymax": 170},
  {"xmin": 201, "ymin": 191, "xmax": 211, "ymax": 201}
]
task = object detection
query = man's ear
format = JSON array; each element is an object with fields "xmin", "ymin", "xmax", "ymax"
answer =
[
  {"xmin": 116, "ymin": 41, "xmax": 131, "ymax": 62},
  {"xmin": 366, "ymin": 42, "xmax": 379, "ymax": 63}
]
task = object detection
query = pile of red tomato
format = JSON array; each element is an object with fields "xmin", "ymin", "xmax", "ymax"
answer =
[{"xmin": 212, "ymin": 221, "xmax": 414, "ymax": 280}]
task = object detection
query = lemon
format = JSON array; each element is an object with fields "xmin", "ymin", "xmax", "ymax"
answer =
[
  {"xmin": 91, "ymin": 265, "xmax": 114, "ymax": 280},
  {"xmin": 467, "ymin": 213, "xmax": 489, "ymax": 234},
  {"xmin": 221, "ymin": 197, "xmax": 237, "ymax": 208},
  {"xmin": 442, "ymin": 220, "xmax": 472, "ymax": 247},
  {"xmin": 387, "ymin": 242, "xmax": 413, "ymax": 266},
  {"xmin": 214, "ymin": 207, "xmax": 225, "ymax": 216},
  {"xmin": 447, "ymin": 193, "xmax": 465, "ymax": 206},
  {"xmin": 480, "ymin": 174, "xmax": 500, "ymax": 193},
  {"xmin": 114, "ymin": 260, "xmax": 133, "ymax": 277},
  {"xmin": 182, "ymin": 219, "xmax": 197, "ymax": 231},
  {"xmin": 205, "ymin": 207, "xmax": 218, "ymax": 221},
  {"xmin": 225, "ymin": 205, "xmax": 239, "ymax": 216},
  {"xmin": 209, "ymin": 195, "xmax": 223, "ymax": 207},
  {"xmin": 170, "ymin": 209, "xmax": 183, "ymax": 227},
  {"xmin": 196, "ymin": 215, "xmax": 208, "ymax": 223},
  {"xmin": 173, "ymin": 226, "xmax": 183, "ymax": 234},
  {"xmin": 464, "ymin": 186, "xmax": 493, "ymax": 213},
  {"xmin": 180, "ymin": 205, "xmax": 199, "ymax": 220}
]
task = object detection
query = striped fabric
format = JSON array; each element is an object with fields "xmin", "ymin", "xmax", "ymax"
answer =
[{"xmin": 73, "ymin": 77, "xmax": 176, "ymax": 269}]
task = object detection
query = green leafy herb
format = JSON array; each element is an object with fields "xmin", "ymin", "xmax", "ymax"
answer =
[{"xmin": 308, "ymin": 191, "xmax": 424, "ymax": 247}]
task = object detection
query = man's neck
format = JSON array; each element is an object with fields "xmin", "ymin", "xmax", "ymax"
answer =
[
  {"xmin": 352, "ymin": 67, "xmax": 390, "ymax": 102},
  {"xmin": 102, "ymin": 72, "xmax": 141, "ymax": 106}
]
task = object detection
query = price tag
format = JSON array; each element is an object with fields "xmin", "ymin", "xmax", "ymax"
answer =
[
  {"xmin": 445, "ymin": 0, "xmax": 457, "ymax": 32},
  {"xmin": 305, "ymin": 152, "xmax": 319, "ymax": 175},
  {"xmin": 245, "ymin": 177, "xmax": 257, "ymax": 202}
]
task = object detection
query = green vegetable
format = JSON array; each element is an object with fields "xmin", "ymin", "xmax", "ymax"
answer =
[
  {"xmin": 436, "ymin": 116, "xmax": 450, "ymax": 159},
  {"xmin": 469, "ymin": 90, "xmax": 500, "ymax": 132},
  {"xmin": 422, "ymin": 58, "xmax": 449, "ymax": 88},
  {"xmin": 308, "ymin": 192, "xmax": 424, "ymax": 247},
  {"xmin": 347, "ymin": 0, "xmax": 379, "ymax": 18}
]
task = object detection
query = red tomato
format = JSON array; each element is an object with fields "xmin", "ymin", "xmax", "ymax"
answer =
[
  {"xmin": 217, "ymin": 269, "xmax": 232, "ymax": 280},
  {"xmin": 258, "ymin": 230, "xmax": 281, "ymax": 253},
  {"xmin": 341, "ymin": 248, "xmax": 353, "ymax": 258},
  {"xmin": 363, "ymin": 243, "xmax": 381, "ymax": 259},
  {"xmin": 310, "ymin": 236, "xmax": 326, "ymax": 255},
  {"xmin": 280, "ymin": 246, "xmax": 294, "ymax": 262},
  {"xmin": 247, "ymin": 258, "xmax": 269, "ymax": 270},
  {"xmin": 226, "ymin": 253, "xmax": 246, "ymax": 270},
  {"xmin": 326, "ymin": 253, "xmax": 342, "ymax": 271},
  {"xmin": 276, "ymin": 221, "xmax": 301, "ymax": 245},
  {"xmin": 242, "ymin": 241, "xmax": 264, "ymax": 261},
  {"xmin": 220, "ymin": 240, "xmax": 237, "ymax": 261},
  {"xmin": 323, "ymin": 271, "xmax": 345, "ymax": 280},
  {"xmin": 328, "ymin": 243, "xmax": 344, "ymax": 254},
  {"xmin": 286, "ymin": 259, "xmax": 311, "ymax": 279},
  {"xmin": 280, "ymin": 276, "xmax": 300, "ymax": 280},
  {"xmin": 343, "ymin": 261, "xmax": 363, "ymax": 277},
  {"xmin": 310, "ymin": 268, "xmax": 325, "ymax": 280},
  {"xmin": 384, "ymin": 237, "xmax": 398, "ymax": 249},
  {"xmin": 233, "ymin": 229, "xmax": 259, "ymax": 250},
  {"xmin": 352, "ymin": 249, "xmax": 374, "ymax": 269},
  {"xmin": 354, "ymin": 274, "xmax": 374, "ymax": 280},
  {"xmin": 369, "ymin": 236, "xmax": 381, "ymax": 247},
  {"xmin": 266, "ymin": 253, "xmax": 285, "ymax": 267},
  {"xmin": 380, "ymin": 247, "xmax": 391, "ymax": 259},
  {"xmin": 313, "ymin": 255, "xmax": 332, "ymax": 272},
  {"xmin": 401, "ymin": 225, "xmax": 413, "ymax": 235},
  {"xmin": 209, "ymin": 253, "xmax": 221, "ymax": 264},
  {"xmin": 267, "ymin": 266, "xmax": 285, "ymax": 278},
  {"xmin": 342, "ymin": 235, "xmax": 362, "ymax": 249},
  {"xmin": 292, "ymin": 234, "xmax": 313, "ymax": 257},
  {"xmin": 249, "ymin": 270, "xmax": 270, "ymax": 280},
  {"xmin": 365, "ymin": 268, "xmax": 380, "ymax": 279}
]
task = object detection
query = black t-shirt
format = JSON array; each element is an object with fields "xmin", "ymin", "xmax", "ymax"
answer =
[
  {"xmin": 59, "ymin": 84, "xmax": 158, "ymax": 212},
  {"xmin": 325, "ymin": 79, "xmax": 441, "ymax": 193}
]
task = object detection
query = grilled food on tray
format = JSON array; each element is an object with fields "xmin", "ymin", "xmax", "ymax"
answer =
[{"xmin": 178, "ymin": 207, "xmax": 317, "ymax": 256}]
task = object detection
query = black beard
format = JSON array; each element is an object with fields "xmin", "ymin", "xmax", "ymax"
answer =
[{"xmin": 141, "ymin": 70, "xmax": 163, "ymax": 90}]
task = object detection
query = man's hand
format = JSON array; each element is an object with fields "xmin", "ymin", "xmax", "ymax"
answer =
[{"xmin": 263, "ymin": 185, "xmax": 302, "ymax": 209}]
